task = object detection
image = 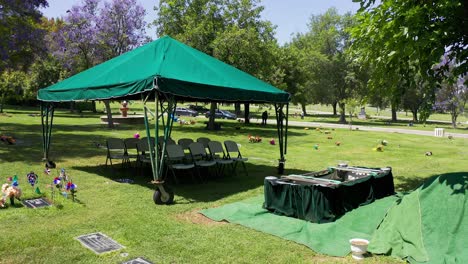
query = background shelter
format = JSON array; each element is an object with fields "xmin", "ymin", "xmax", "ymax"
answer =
[{"xmin": 37, "ymin": 36, "xmax": 291, "ymax": 204}]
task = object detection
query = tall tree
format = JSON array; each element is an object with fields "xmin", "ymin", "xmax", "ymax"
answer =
[
  {"xmin": 290, "ymin": 8, "xmax": 364, "ymax": 123},
  {"xmin": 49, "ymin": 0, "xmax": 148, "ymax": 127},
  {"xmin": 351, "ymin": 0, "xmax": 468, "ymax": 122},
  {"xmin": 434, "ymin": 55, "xmax": 468, "ymax": 128},
  {"xmin": 154, "ymin": 0, "xmax": 278, "ymax": 128},
  {"xmin": 0, "ymin": 0, "xmax": 48, "ymax": 71},
  {"xmin": 0, "ymin": 70, "xmax": 28, "ymax": 112}
]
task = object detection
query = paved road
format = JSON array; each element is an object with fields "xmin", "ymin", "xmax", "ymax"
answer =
[{"xmin": 256, "ymin": 118, "xmax": 468, "ymax": 139}]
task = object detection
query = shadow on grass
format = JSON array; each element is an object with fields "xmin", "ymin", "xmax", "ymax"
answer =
[
  {"xmin": 72, "ymin": 162, "xmax": 311, "ymax": 203},
  {"xmin": 0, "ymin": 120, "xmax": 307, "ymax": 164},
  {"xmin": 396, "ymin": 172, "xmax": 467, "ymax": 194}
]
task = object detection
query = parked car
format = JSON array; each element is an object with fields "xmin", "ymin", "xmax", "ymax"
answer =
[
  {"xmin": 188, "ymin": 104, "xmax": 209, "ymax": 113},
  {"xmin": 175, "ymin": 107, "xmax": 198, "ymax": 117},
  {"xmin": 205, "ymin": 109, "xmax": 237, "ymax": 120}
]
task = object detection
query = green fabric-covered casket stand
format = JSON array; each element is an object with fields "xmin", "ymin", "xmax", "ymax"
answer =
[
  {"xmin": 200, "ymin": 195, "xmax": 398, "ymax": 257},
  {"xmin": 368, "ymin": 172, "xmax": 468, "ymax": 263},
  {"xmin": 263, "ymin": 169, "xmax": 395, "ymax": 223}
]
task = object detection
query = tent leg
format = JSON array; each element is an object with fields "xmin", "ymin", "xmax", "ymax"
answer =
[
  {"xmin": 41, "ymin": 102, "xmax": 55, "ymax": 162},
  {"xmin": 142, "ymin": 91, "xmax": 176, "ymax": 205},
  {"xmin": 275, "ymin": 104, "xmax": 286, "ymax": 174}
]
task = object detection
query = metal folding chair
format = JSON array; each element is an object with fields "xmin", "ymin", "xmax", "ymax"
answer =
[{"xmin": 224, "ymin": 140, "xmax": 248, "ymax": 176}]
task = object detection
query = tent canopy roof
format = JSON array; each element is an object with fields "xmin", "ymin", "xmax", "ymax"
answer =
[{"xmin": 37, "ymin": 36, "xmax": 290, "ymax": 104}]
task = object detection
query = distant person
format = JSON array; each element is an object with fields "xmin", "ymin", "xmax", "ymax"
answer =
[
  {"xmin": 300, "ymin": 111, "xmax": 304, "ymax": 119},
  {"xmin": 262, "ymin": 111, "xmax": 268, "ymax": 125}
]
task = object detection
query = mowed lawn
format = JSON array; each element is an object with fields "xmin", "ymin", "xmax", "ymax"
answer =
[{"xmin": 1, "ymin": 105, "xmax": 467, "ymax": 263}]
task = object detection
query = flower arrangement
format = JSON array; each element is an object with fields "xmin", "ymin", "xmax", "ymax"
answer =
[
  {"xmin": 50, "ymin": 168, "xmax": 77, "ymax": 202},
  {"xmin": 27, "ymin": 171, "xmax": 41, "ymax": 194},
  {"xmin": 0, "ymin": 135, "xmax": 16, "ymax": 145},
  {"xmin": 248, "ymin": 135, "xmax": 262, "ymax": 143},
  {"xmin": 374, "ymin": 144, "xmax": 384, "ymax": 152},
  {"xmin": 1, "ymin": 175, "xmax": 22, "ymax": 207}
]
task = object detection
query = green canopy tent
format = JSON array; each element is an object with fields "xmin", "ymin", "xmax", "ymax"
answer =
[{"xmin": 37, "ymin": 36, "xmax": 291, "ymax": 204}]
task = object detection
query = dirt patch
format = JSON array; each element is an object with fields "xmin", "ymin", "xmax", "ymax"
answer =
[{"xmin": 174, "ymin": 209, "xmax": 227, "ymax": 226}]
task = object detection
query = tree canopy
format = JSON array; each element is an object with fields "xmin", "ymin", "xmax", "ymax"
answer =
[{"xmin": 0, "ymin": 0, "xmax": 49, "ymax": 71}]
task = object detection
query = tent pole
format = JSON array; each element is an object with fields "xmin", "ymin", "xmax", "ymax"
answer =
[
  {"xmin": 285, "ymin": 103, "xmax": 289, "ymax": 155},
  {"xmin": 143, "ymin": 99, "xmax": 157, "ymax": 182},
  {"xmin": 274, "ymin": 104, "xmax": 286, "ymax": 174},
  {"xmin": 159, "ymin": 97, "xmax": 176, "ymax": 178},
  {"xmin": 41, "ymin": 102, "xmax": 55, "ymax": 161},
  {"xmin": 154, "ymin": 91, "xmax": 159, "ymax": 181},
  {"xmin": 142, "ymin": 89, "xmax": 174, "ymax": 205}
]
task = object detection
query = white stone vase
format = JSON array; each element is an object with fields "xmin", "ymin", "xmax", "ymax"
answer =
[{"xmin": 349, "ymin": 238, "xmax": 369, "ymax": 260}]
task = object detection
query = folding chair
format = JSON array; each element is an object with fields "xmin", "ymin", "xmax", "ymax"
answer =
[
  {"xmin": 196, "ymin": 137, "xmax": 211, "ymax": 151},
  {"xmin": 224, "ymin": 140, "xmax": 248, "ymax": 176},
  {"xmin": 136, "ymin": 139, "xmax": 154, "ymax": 167},
  {"xmin": 165, "ymin": 144, "xmax": 196, "ymax": 184},
  {"xmin": 178, "ymin": 138, "xmax": 194, "ymax": 159},
  {"xmin": 189, "ymin": 142, "xmax": 217, "ymax": 181},
  {"xmin": 105, "ymin": 138, "xmax": 129, "ymax": 167},
  {"xmin": 124, "ymin": 138, "xmax": 140, "ymax": 166},
  {"xmin": 178, "ymin": 138, "xmax": 194, "ymax": 150},
  {"xmin": 208, "ymin": 141, "xmax": 234, "ymax": 176},
  {"xmin": 158, "ymin": 136, "xmax": 176, "ymax": 154}
]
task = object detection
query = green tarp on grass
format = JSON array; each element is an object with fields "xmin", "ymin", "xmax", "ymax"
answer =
[
  {"xmin": 201, "ymin": 173, "xmax": 467, "ymax": 262},
  {"xmin": 369, "ymin": 172, "xmax": 467, "ymax": 263},
  {"xmin": 200, "ymin": 195, "xmax": 398, "ymax": 257}
]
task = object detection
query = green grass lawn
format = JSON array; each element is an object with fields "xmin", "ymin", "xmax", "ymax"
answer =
[{"xmin": 1, "ymin": 105, "xmax": 467, "ymax": 263}]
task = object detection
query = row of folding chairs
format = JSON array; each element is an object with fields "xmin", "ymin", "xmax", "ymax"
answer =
[
  {"xmin": 105, "ymin": 137, "xmax": 248, "ymax": 182},
  {"xmin": 164, "ymin": 139, "xmax": 248, "ymax": 184}
]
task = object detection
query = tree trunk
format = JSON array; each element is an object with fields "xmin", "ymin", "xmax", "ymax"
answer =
[
  {"xmin": 0, "ymin": 93, "xmax": 4, "ymax": 113},
  {"xmin": 206, "ymin": 102, "xmax": 217, "ymax": 130},
  {"xmin": 103, "ymin": 100, "xmax": 114, "ymax": 129},
  {"xmin": 338, "ymin": 102, "xmax": 347, "ymax": 123},
  {"xmin": 391, "ymin": 104, "xmax": 398, "ymax": 122},
  {"xmin": 244, "ymin": 103, "xmax": 250, "ymax": 124},
  {"xmin": 332, "ymin": 101, "xmax": 338, "ymax": 116},
  {"xmin": 234, "ymin": 103, "xmax": 241, "ymax": 115},
  {"xmin": 91, "ymin": 101, "xmax": 97, "ymax": 113},
  {"xmin": 70, "ymin": 102, "xmax": 75, "ymax": 113},
  {"xmin": 451, "ymin": 110, "xmax": 458, "ymax": 128},
  {"xmin": 411, "ymin": 109, "xmax": 418, "ymax": 122},
  {"xmin": 301, "ymin": 103, "xmax": 307, "ymax": 116}
]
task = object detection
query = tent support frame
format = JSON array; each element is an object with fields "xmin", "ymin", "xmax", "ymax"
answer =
[
  {"xmin": 142, "ymin": 90, "xmax": 177, "ymax": 204},
  {"xmin": 274, "ymin": 103, "xmax": 288, "ymax": 174},
  {"xmin": 40, "ymin": 102, "xmax": 55, "ymax": 162}
]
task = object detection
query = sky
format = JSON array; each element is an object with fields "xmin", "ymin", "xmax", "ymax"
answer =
[{"xmin": 40, "ymin": 0, "xmax": 360, "ymax": 45}]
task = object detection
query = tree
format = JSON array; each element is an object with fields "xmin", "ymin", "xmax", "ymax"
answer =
[
  {"xmin": 280, "ymin": 38, "xmax": 328, "ymax": 116},
  {"xmin": 0, "ymin": 0, "xmax": 48, "ymax": 71},
  {"xmin": 351, "ymin": 0, "xmax": 468, "ymax": 122},
  {"xmin": 154, "ymin": 0, "xmax": 279, "ymax": 128},
  {"xmin": 354, "ymin": 0, "xmax": 468, "ymax": 78},
  {"xmin": 434, "ymin": 55, "xmax": 468, "ymax": 128},
  {"xmin": 289, "ymin": 8, "xmax": 365, "ymax": 123},
  {"xmin": 49, "ymin": 0, "xmax": 148, "ymax": 127},
  {"xmin": 0, "ymin": 70, "xmax": 29, "ymax": 112},
  {"xmin": 27, "ymin": 55, "xmax": 65, "ymax": 101}
]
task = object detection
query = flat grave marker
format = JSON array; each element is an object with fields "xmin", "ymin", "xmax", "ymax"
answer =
[
  {"xmin": 22, "ymin": 198, "xmax": 51, "ymax": 208},
  {"xmin": 75, "ymin": 232, "xmax": 124, "ymax": 254},
  {"xmin": 121, "ymin": 257, "xmax": 154, "ymax": 264}
]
